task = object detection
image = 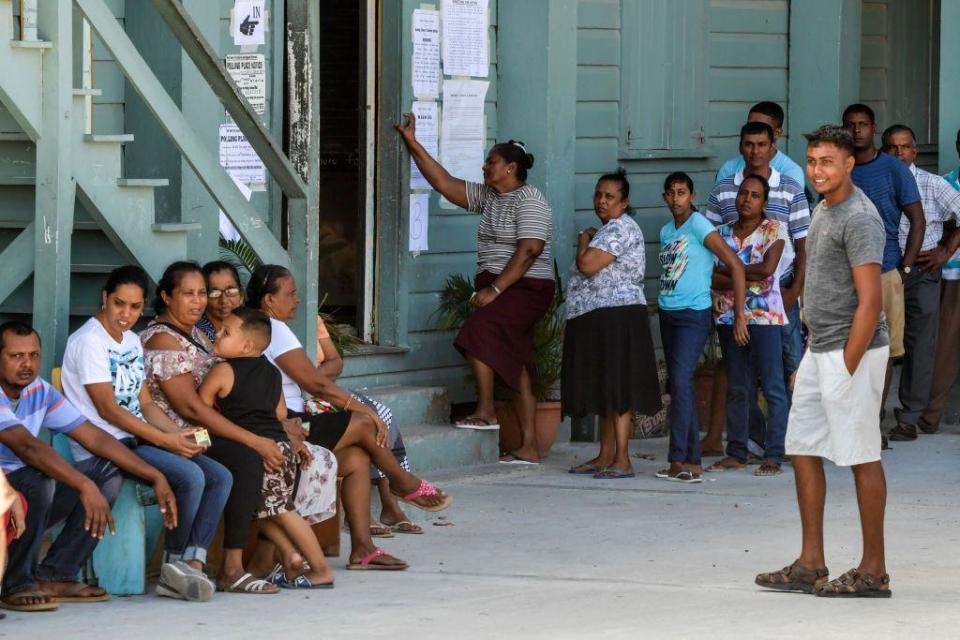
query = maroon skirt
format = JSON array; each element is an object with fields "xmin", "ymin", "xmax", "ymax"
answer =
[{"xmin": 454, "ymin": 270, "xmax": 556, "ymax": 391}]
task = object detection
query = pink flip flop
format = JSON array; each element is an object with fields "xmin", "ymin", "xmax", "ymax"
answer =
[
  {"xmin": 346, "ymin": 548, "xmax": 408, "ymax": 571},
  {"xmin": 395, "ymin": 479, "xmax": 453, "ymax": 513}
]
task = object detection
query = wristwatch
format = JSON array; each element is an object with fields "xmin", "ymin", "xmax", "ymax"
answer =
[{"xmin": 902, "ymin": 265, "xmax": 912, "ymax": 275}]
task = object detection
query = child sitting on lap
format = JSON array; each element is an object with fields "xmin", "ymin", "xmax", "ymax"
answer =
[{"xmin": 199, "ymin": 308, "xmax": 336, "ymax": 589}]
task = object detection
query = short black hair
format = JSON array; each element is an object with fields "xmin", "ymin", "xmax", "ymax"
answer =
[
  {"xmin": 231, "ymin": 307, "xmax": 272, "ymax": 350},
  {"xmin": 597, "ymin": 168, "xmax": 633, "ymax": 214},
  {"xmin": 749, "ymin": 101, "xmax": 785, "ymax": 129},
  {"xmin": 103, "ymin": 265, "xmax": 150, "ymax": 299},
  {"xmin": 740, "ymin": 121, "xmax": 775, "ymax": 143},
  {"xmin": 489, "ymin": 140, "xmax": 535, "ymax": 181},
  {"xmin": 741, "ymin": 173, "xmax": 771, "ymax": 202},
  {"xmin": 202, "ymin": 261, "xmax": 242, "ymax": 288},
  {"xmin": 881, "ymin": 124, "xmax": 916, "ymax": 147},
  {"xmin": 663, "ymin": 171, "xmax": 694, "ymax": 194},
  {"xmin": 246, "ymin": 264, "xmax": 292, "ymax": 311},
  {"xmin": 804, "ymin": 125, "xmax": 855, "ymax": 156},
  {"xmin": 0, "ymin": 321, "xmax": 41, "ymax": 353},
  {"xmin": 842, "ymin": 103, "xmax": 876, "ymax": 125},
  {"xmin": 955, "ymin": 128, "xmax": 960, "ymax": 144}
]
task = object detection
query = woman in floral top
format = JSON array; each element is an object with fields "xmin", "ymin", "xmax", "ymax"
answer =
[
  {"xmin": 707, "ymin": 174, "xmax": 790, "ymax": 477},
  {"xmin": 562, "ymin": 170, "xmax": 662, "ymax": 479}
]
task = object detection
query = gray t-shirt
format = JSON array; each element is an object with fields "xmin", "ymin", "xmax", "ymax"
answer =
[{"xmin": 804, "ymin": 187, "xmax": 889, "ymax": 353}]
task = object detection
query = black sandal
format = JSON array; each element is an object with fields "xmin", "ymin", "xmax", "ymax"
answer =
[
  {"xmin": 887, "ymin": 424, "xmax": 917, "ymax": 442},
  {"xmin": 756, "ymin": 560, "xmax": 829, "ymax": 594},
  {"xmin": 816, "ymin": 568, "xmax": 891, "ymax": 598}
]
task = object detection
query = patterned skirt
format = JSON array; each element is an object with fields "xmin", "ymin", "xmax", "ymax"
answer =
[{"xmin": 256, "ymin": 441, "xmax": 338, "ymax": 523}]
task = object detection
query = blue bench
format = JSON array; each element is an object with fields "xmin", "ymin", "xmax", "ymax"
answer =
[{"xmin": 50, "ymin": 369, "xmax": 164, "ymax": 596}]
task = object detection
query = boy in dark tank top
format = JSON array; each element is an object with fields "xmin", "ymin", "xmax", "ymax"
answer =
[{"xmin": 199, "ymin": 307, "xmax": 336, "ymax": 588}]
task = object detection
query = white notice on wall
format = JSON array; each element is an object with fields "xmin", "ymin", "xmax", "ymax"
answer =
[
  {"xmin": 225, "ymin": 53, "xmax": 266, "ymax": 118},
  {"xmin": 409, "ymin": 192, "xmax": 430, "ymax": 252},
  {"xmin": 440, "ymin": 79, "xmax": 488, "ymax": 184},
  {"xmin": 233, "ymin": 0, "xmax": 266, "ymax": 46},
  {"xmin": 441, "ymin": 0, "xmax": 489, "ymax": 78},
  {"xmin": 219, "ymin": 124, "xmax": 266, "ymax": 184},
  {"xmin": 412, "ymin": 9, "xmax": 441, "ymax": 99},
  {"xmin": 410, "ymin": 101, "xmax": 439, "ymax": 190}
]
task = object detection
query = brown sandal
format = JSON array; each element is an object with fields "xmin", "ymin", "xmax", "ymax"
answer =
[
  {"xmin": 816, "ymin": 568, "xmax": 892, "ymax": 598},
  {"xmin": 754, "ymin": 461, "xmax": 782, "ymax": 476},
  {"xmin": 756, "ymin": 560, "xmax": 829, "ymax": 594},
  {"xmin": 706, "ymin": 457, "xmax": 746, "ymax": 472}
]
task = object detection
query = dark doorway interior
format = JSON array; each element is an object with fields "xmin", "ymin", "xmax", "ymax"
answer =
[{"xmin": 317, "ymin": 0, "xmax": 367, "ymax": 329}]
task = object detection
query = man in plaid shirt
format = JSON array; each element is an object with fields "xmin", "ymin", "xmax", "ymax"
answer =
[{"xmin": 882, "ymin": 124, "xmax": 960, "ymax": 441}]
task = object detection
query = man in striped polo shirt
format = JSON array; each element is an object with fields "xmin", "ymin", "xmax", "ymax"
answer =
[{"xmin": 708, "ymin": 120, "xmax": 810, "ymax": 384}]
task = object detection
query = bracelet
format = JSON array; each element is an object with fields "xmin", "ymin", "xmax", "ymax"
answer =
[
  {"xmin": 490, "ymin": 284, "xmax": 502, "ymax": 295},
  {"xmin": 343, "ymin": 397, "xmax": 353, "ymax": 412}
]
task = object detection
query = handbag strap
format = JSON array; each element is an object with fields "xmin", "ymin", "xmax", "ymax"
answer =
[{"xmin": 156, "ymin": 321, "xmax": 212, "ymax": 355}]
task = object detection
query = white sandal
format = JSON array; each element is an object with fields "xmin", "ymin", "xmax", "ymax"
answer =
[{"xmin": 217, "ymin": 572, "xmax": 279, "ymax": 594}]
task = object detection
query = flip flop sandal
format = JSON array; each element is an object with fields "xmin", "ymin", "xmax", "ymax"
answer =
[
  {"xmin": 346, "ymin": 548, "xmax": 409, "ymax": 571},
  {"xmin": 593, "ymin": 468, "xmax": 636, "ymax": 479},
  {"xmin": 454, "ymin": 416, "xmax": 500, "ymax": 430},
  {"xmin": 49, "ymin": 582, "xmax": 111, "ymax": 603},
  {"xmin": 665, "ymin": 470, "xmax": 702, "ymax": 484},
  {"xmin": 816, "ymin": 568, "xmax": 892, "ymax": 598},
  {"xmin": 369, "ymin": 521, "xmax": 396, "ymax": 538},
  {"xmin": 706, "ymin": 460, "xmax": 747, "ymax": 472},
  {"xmin": 278, "ymin": 574, "xmax": 335, "ymax": 590},
  {"xmin": 394, "ymin": 479, "xmax": 453, "ymax": 512},
  {"xmin": 0, "ymin": 591, "xmax": 59, "ymax": 612},
  {"xmin": 389, "ymin": 521, "xmax": 424, "ymax": 535},
  {"xmin": 655, "ymin": 468, "xmax": 672, "ymax": 478},
  {"xmin": 568, "ymin": 463, "xmax": 602, "ymax": 475},
  {"xmin": 754, "ymin": 462, "xmax": 783, "ymax": 477},
  {"xmin": 499, "ymin": 452, "xmax": 540, "ymax": 465},
  {"xmin": 217, "ymin": 573, "xmax": 280, "ymax": 594},
  {"xmin": 159, "ymin": 561, "xmax": 215, "ymax": 602},
  {"xmin": 755, "ymin": 560, "xmax": 829, "ymax": 594}
]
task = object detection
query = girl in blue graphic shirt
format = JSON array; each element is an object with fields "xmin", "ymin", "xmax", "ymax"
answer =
[{"xmin": 657, "ymin": 172, "xmax": 748, "ymax": 483}]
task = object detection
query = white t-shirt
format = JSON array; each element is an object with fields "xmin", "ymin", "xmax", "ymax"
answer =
[
  {"xmin": 263, "ymin": 318, "xmax": 306, "ymax": 412},
  {"xmin": 62, "ymin": 318, "xmax": 145, "ymax": 461}
]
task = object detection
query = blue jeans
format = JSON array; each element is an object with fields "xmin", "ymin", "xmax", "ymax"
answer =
[
  {"xmin": 719, "ymin": 325, "xmax": 789, "ymax": 463},
  {"xmin": 660, "ymin": 308, "xmax": 713, "ymax": 465},
  {"xmin": 4, "ymin": 457, "xmax": 122, "ymax": 594},
  {"xmin": 130, "ymin": 446, "xmax": 232, "ymax": 564}
]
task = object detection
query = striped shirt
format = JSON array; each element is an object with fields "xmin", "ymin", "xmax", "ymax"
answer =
[
  {"xmin": 942, "ymin": 166, "xmax": 960, "ymax": 280},
  {"xmin": 897, "ymin": 164, "xmax": 960, "ymax": 254},
  {"xmin": 465, "ymin": 181, "xmax": 554, "ymax": 281},
  {"xmin": 705, "ymin": 167, "xmax": 810, "ymax": 278},
  {"xmin": 0, "ymin": 377, "xmax": 86, "ymax": 472}
]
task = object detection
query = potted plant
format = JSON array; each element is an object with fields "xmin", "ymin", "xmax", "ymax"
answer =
[{"xmin": 436, "ymin": 263, "xmax": 566, "ymax": 457}]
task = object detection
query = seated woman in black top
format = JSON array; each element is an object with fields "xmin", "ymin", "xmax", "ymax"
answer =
[{"xmin": 199, "ymin": 308, "xmax": 339, "ymax": 587}]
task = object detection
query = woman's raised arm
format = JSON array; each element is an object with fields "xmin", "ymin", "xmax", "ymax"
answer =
[{"xmin": 395, "ymin": 113, "xmax": 468, "ymax": 208}]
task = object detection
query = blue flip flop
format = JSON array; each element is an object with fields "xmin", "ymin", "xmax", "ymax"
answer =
[
  {"xmin": 281, "ymin": 574, "xmax": 335, "ymax": 590},
  {"xmin": 593, "ymin": 468, "xmax": 636, "ymax": 479}
]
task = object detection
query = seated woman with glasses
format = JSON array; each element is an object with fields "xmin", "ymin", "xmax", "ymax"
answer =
[{"xmin": 197, "ymin": 261, "xmax": 244, "ymax": 342}]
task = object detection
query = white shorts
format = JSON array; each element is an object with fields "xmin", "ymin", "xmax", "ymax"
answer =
[{"xmin": 785, "ymin": 346, "xmax": 889, "ymax": 466}]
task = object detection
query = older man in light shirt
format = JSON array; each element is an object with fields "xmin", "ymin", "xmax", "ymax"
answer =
[{"xmin": 882, "ymin": 124, "xmax": 960, "ymax": 440}]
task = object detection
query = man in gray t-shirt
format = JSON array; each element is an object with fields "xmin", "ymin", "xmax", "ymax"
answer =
[
  {"xmin": 803, "ymin": 187, "xmax": 889, "ymax": 352},
  {"xmin": 756, "ymin": 126, "xmax": 893, "ymax": 598}
]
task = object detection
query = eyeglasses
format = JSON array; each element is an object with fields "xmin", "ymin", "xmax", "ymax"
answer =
[{"xmin": 208, "ymin": 288, "xmax": 241, "ymax": 299}]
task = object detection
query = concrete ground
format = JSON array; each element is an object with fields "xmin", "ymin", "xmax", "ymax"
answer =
[{"xmin": 4, "ymin": 425, "xmax": 960, "ymax": 639}]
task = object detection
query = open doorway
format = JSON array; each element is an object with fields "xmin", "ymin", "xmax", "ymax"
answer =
[{"xmin": 316, "ymin": 0, "xmax": 376, "ymax": 340}]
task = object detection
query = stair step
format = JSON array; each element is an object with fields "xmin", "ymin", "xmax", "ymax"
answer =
[
  {"xmin": 10, "ymin": 40, "xmax": 52, "ymax": 50},
  {"xmin": 357, "ymin": 385, "xmax": 450, "ymax": 426},
  {"xmin": 73, "ymin": 88, "xmax": 103, "ymax": 97},
  {"xmin": 118, "ymin": 178, "xmax": 169, "ymax": 188},
  {"xmin": 0, "ymin": 133, "xmax": 30, "ymax": 142},
  {"xmin": 0, "ymin": 220, "xmax": 100, "ymax": 230},
  {"xmin": 72, "ymin": 263, "xmax": 121, "ymax": 274},
  {"xmin": 0, "ymin": 176, "xmax": 34, "ymax": 185},
  {"xmin": 151, "ymin": 222, "xmax": 202, "ymax": 233},
  {"xmin": 84, "ymin": 134, "xmax": 135, "ymax": 144},
  {"xmin": 401, "ymin": 423, "xmax": 499, "ymax": 474}
]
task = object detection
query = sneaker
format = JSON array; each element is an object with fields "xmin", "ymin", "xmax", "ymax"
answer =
[{"xmin": 158, "ymin": 561, "xmax": 215, "ymax": 602}]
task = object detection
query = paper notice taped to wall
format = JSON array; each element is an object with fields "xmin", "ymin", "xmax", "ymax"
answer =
[
  {"xmin": 219, "ymin": 124, "xmax": 266, "ymax": 184},
  {"xmin": 410, "ymin": 101, "xmax": 440, "ymax": 190},
  {"xmin": 440, "ymin": 79, "xmax": 488, "ymax": 184},
  {"xmin": 409, "ymin": 192, "xmax": 430, "ymax": 252},
  {"xmin": 412, "ymin": 9, "xmax": 441, "ymax": 98},
  {"xmin": 225, "ymin": 53, "xmax": 266, "ymax": 118},
  {"xmin": 441, "ymin": 0, "xmax": 488, "ymax": 78},
  {"xmin": 232, "ymin": 0, "xmax": 266, "ymax": 46}
]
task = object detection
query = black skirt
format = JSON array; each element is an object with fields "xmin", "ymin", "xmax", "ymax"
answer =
[
  {"xmin": 289, "ymin": 409, "xmax": 352, "ymax": 451},
  {"xmin": 561, "ymin": 304, "xmax": 663, "ymax": 419}
]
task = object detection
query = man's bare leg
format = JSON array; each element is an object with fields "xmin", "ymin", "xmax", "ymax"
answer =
[
  {"xmin": 851, "ymin": 461, "xmax": 887, "ymax": 576},
  {"xmin": 794, "ymin": 455, "xmax": 827, "ymax": 570}
]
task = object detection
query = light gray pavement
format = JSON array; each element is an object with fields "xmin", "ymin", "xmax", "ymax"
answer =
[{"xmin": 5, "ymin": 426, "xmax": 960, "ymax": 639}]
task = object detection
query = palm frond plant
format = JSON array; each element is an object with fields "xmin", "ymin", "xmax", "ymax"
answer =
[{"xmin": 217, "ymin": 236, "xmax": 359, "ymax": 356}]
